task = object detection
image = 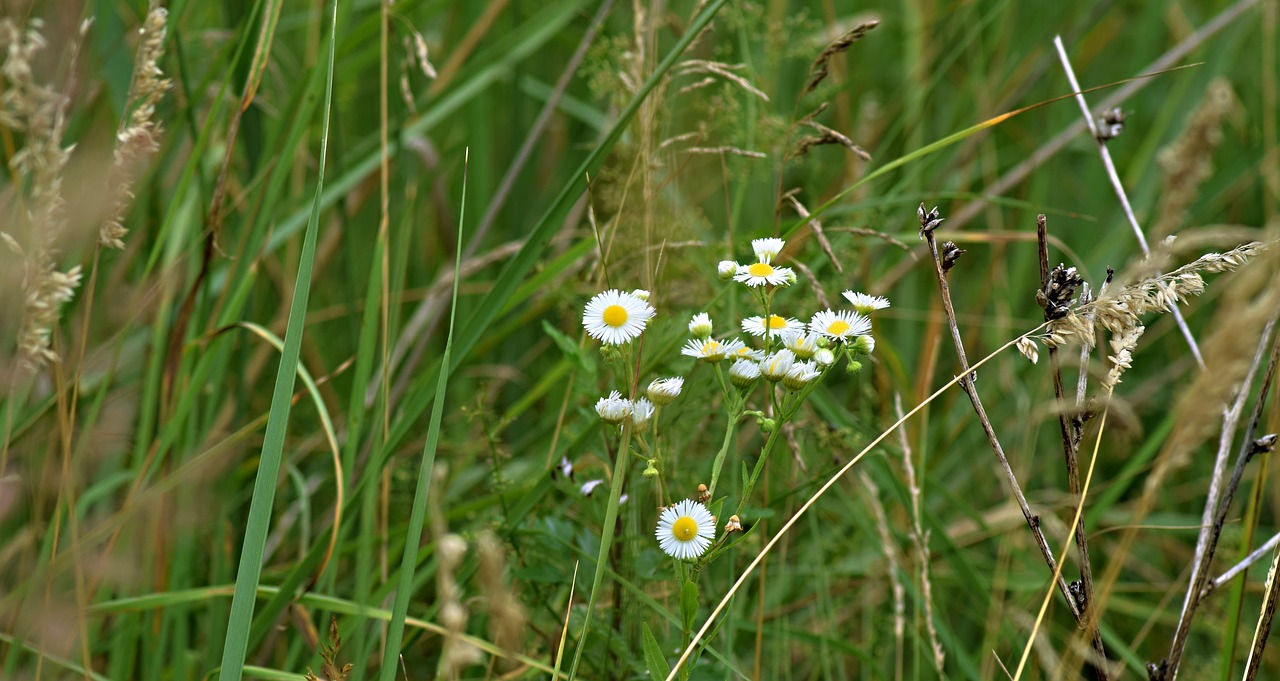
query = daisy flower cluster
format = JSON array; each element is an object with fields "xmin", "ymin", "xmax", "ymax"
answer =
[
  {"xmin": 577, "ymin": 238, "xmax": 890, "ymax": 564},
  {"xmin": 691, "ymin": 238, "xmax": 889, "ymax": 396}
]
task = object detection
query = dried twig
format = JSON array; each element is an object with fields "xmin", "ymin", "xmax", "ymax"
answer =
[
  {"xmin": 1242, "ymin": 542, "xmax": 1280, "ymax": 681},
  {"xmin": 1053, "ymin": 35, "xmax": 1203, "ymax": 367},
  {"xmin": 1201, "ymin": 529, "xmax": 1280, "ymax": 599},
  {"xmin": 1033, "ymin": 214, "xmax": 1110, "ymax": 675},
  {"xmin": 894, "ymin": 393, "xmax": 945, "ymax": 673},
  {"xmin": 917, "ymin": 205, "xmax": 1090, "ymax": 634}
]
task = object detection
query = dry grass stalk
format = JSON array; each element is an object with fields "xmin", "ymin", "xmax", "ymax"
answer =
[
  {"xmin": 304, "ymin": 616, "xmax": 353, "ymax": 681},
  {"xmin": 802, "ymin": 21, "xmax": 878, "ymax": 94},
  {"xmin": 893, "ymin": 393, "xmax": 945, "ymax": 673},
  {"xmin": 101, "ymin": 4, "xmax": 171, "ymax": 249},
  {"xmin": 857, "ymin": 470, "xmax": 907, "ymax": 675},
  {"xmin": 790, "ymin": 104, "xmax": 872, "ymax": 161},
  {"xmin": 673, "ymin": 59, "xmax": 769, "ymax": 101},
  {"xmin": 0, "ymin": 18, "xmax": 82, "ymax": 370},
  {"xmin": 1151, "ymin": 79, "xmax": 1235, "ymax": 239},
  {"xmin": 476, "ymin": 530, "xmax": 527, "ymax": 670}
]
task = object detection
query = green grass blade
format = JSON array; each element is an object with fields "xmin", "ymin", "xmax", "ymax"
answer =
[
  {"xmin": 375, "ymin": 149, "xmax": 469, "ymax": 679},
  {"xmin": 215, "ymin": 2, "xmax": 338, "ymax": 680}
]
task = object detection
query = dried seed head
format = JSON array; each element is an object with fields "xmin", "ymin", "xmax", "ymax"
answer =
[
  {"xmin": 917, "ymin": 203, "xmax": 944, "ymax": 235},
  {"xmin": 1015, "ymin": 337, "xmax": 1040, "ymax": 365},
  {"xmin": 725, "ymin": 515, "xmax": 742, "ymax": 533},
  {"xmin": 696, "ymin": 483, "xmax": 710, "ymax": 503},
  {"xmin": 1038, "ymin": 264, "xmax": 1084, "ymax": 320},
  {"xmin": 940, "ymin": 241, "xmax": 965, "ymax": 272},
  {"xmin": 1095, "ymin": 107, "xmax": 1127, "ymax": 141}
]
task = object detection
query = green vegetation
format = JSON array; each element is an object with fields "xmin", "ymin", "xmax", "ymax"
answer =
[{"xmin": 2, "ymin": 1, "xmax": 1278, "ymax": 679}]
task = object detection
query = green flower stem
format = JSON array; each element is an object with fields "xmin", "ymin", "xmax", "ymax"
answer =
[
  {"xmin": 706, "ymin": 405, "xmax": 744, "ymax": 500},
  {"xmin": 567, "ymin": 423, "xmax": 634, "ymax": 678},
  {"xmin": 735, "ymin": 421, "xmax": 784, "ymax": 518}
]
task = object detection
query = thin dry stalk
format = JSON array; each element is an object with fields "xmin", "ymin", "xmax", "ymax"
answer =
[
  {"xmin": 1154, "ymin": 332, "xmax": 1280, "ymax": 680},
  {"xmin": 1202, "ymin": 529, "xmax": 1280, "ymax": 598},
  {"xmin": 893, "ymin": 393, "xmax": 944, "ymax": 673},
  {"xmin": 1242, "ymin": 542, "xmax": 1280, "ymax": 681},
  {"xmin": 1033, "ymin": 215, "xmax": 1108, "ymax": 675},
  {"xmin": 857, "ymin": 470, "xmax": 907, "ymax": 677},
  {"xmin": 917, "ymin": 205, "xmax": 1095, "ymax": 648},
  {"xmin": 1053, "ymin": 35, "xmax": 1203, "ymax": 367}
]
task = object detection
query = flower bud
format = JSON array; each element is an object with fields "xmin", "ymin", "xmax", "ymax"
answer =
[
  {"xmin": 647, "ymin": 377, "xmax": 683, "ymax": 405},
  {"xmin": 717, "ymin": 260, "xmax": 739, "ymax": 280},
  {"xmin": 688, "ymin": 312, "xmax": 713, "ymax": 339},
  {"xmin": 852, "ymin": 334, "xmax": 875, "ymax": 355},
  {"xmin": 814, "ymin": 348, "xmax": 836, "ymax": 367}
]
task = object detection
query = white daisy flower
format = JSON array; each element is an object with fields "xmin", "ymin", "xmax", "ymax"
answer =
[
  {"xmin": 814, "ymin": 348, "xmax": 836, "ymax": 367},
  {"xmin": 631, "ymin": 289, "xmax": 651, "ymax": 301},
  {"xmin": 809, "ymin": 309, "xmax": 871, "ymax": 342},
  {"xmin": 741, "ymin": 314, "xmax": 805, "ymax": 338},
  {"xmin": 583, "ymin": 289, "xmax": 656, "ymax": 345},
  {"xmin": 751, "ymin": 237, "xmax": 785, "ymax": 264},
  {"xmin": 759, "ymin": 349, "xmax": 796, "ymax": 382},
  {"xmin": 595, "ymin": 390, "xmax": 632, "ymax": 424},
  {"xmin": 733, "ymin": 262, "xmax": 794, "ymax": 288},
  {"xmin": 842, "ymin": 290, "xmax": 891, "ymax": 314},
  {"xmin": 781, "ymin": 330, "xmax": 821, "ymax": 359},
  {"xmin": 630, "ymin": 398, "xmax": 655, "ymax": 431},
  {"xmin": 728, "ymin": 358, "xmax": 761, "ymax": 387},
  {"xmin": 783, "ymin": 361, "xmax": 821, "ymax": 390},
  {"xmin": 688, "ymin": 312, "xmax": 713, "ymax": 339},
  {"xmin": 647, "ymin": 377, "xmax": 684, "ymax": 406},
  {"xmin": 717, "ymin": 260, "xmax": 739, "ymax": 280},
  {"xmin": 852, "ymin": 334, "xmax": 875, "ymax": 355},
  {"xmin": 681, "ymin": 338, "xmax": 745, "ymax": 363},
  {"xmin": 656, "ymin": 499, "xmax": 716, "ymax": 560}
]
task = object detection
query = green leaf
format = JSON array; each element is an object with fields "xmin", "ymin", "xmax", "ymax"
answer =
[
  {"xmin": 542, "ymin": 319, "xmax": 593, "ymax": 375},
  {"xmin": 641, "ymin": 623, "xmax": 672, "ymax": 680},
  {"xmin": 681, "ymin": 579, "xmax": 699, "ymax": 634}
]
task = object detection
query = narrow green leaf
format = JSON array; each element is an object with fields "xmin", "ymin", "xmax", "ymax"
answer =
[
  {"xmin": 375, "ymin": 148, "xmax": 469, "ymax": 681},
  {"xmin": 642, "ymin": 623, "xmax": 672, "ymax": 680},
  {"xmin": 215, "ymin": 2, "xmax": 338, "ymax": 680},
  {"xmin": 681, "ymin": 580, "xmax": 699, "ymax": 633}
]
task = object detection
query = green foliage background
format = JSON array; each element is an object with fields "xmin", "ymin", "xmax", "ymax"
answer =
[{"xmin": 2, "ymin": 0, "xmax": 1278, "ymax": 679}]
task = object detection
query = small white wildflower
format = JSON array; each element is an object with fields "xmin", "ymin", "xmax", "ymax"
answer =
[
  {"xmin": 582, "ymin": 289, "xmax": 655, "ymax": 345},
  {"xmin": 647, "ymin": 377, "xmax": 684, "ymax": 406},
  {"xmin": 741, "ymin": 314, "xmax": 805, "ymax": 338},
  {"xmin": 595, "ymin": 390, "xmax": 632, "ymax": 424},
  {"xmin": 751, "ymin": 237, "xmax": 785, "ymax": 264},
  {"xmin": 688, "ymin": 312, "xmax": 713, "ymax": 339},
  {"xmin": 728, "ymin": 358, "xmax": 761, "ymax": 387},
  {"xmin": 809, "ymin": 309, "xmax": 871, "ymax": 342},
  {"xmin": 630, "ymin": 398, "xmax": 655, "ymax": 431},
  {"xmin": 782, "ymin": 360, "xmax": 821, "ymax": 390},
  {"xmin": 813, "ymin": 348, "xmax": 836, "ymax": 367},
  {"xmin": 782, "ymin": 331, "xmax": 820, "ymax": 359},
  {"xmin": 718, "ymin": 260, "xmax": 739, "ymax": 280},
  {"xmin": 631, "ymin": 289, "xmax": 650, "ymax": 301},
  {"xmin": 580, "ymin": 479, "xmax": 605, "ymax": 496},
  {"xmin": 681, "ymin": 337, "xmax": 746, "ymax": 363},
  {"xmin": 655, "ymin": 499, "xmax": 716, "ymax": 560},
  {"xmin": 841, "ymin": 291, "xmax": 891, "ymax": 314},
  {"xmin": 759, "ymin": 349, "xmax": 796, "ymax": 382},
  {"xmin": 734, "ymin": 262, "xmax": 795, "ymax": 287}
]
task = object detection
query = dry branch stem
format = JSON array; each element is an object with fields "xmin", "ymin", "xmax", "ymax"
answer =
[
  {"xmin": 1052, "ymin": 35, "xmax": 1204, "ymax": 367},
  {"xmin": 1202, "ymin": 529, "xmax": 1280, "ymax": 599},
  {"xmin": 1158, "ymin": 328, "xmax": 1280, "ymax": 679},
  {"xmin": 919, "ymin": 211, "xmax": 1087, "ymax": 628},
  {"xmin": 1242, "ymin": 542, "xmax": 1280, "ymax": 681},
  {"xmin": 1035, "ymin": 216, "xmax": 1110, "ymax": 675}
]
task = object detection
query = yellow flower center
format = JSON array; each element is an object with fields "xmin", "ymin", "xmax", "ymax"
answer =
[
  {"xmin": 747, "ymin": 262, "xmax": 774, "ymax": 277},
  {"xmin": 702, "ymin": 341, "xmax": 722, "ymax": 354},
  {"xmin": 602, "ymin": 304, "xmax": 628, "ymax": 327},
  {"xmin": 767, "ymin": 315, "xmax": 787, "ymax": 329},
  {"xmin": 828, "ymin": 320, "xmax": 851, "ymax": 336},
  {"xmin": 672, "ymin": 516, "xmax": 698, "ymax": 541}
]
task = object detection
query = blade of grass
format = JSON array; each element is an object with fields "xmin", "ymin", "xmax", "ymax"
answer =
[
  {"xmin": 375, "ymin": 148, "xmax": 468, "ymax": 680},
  {"xmin": 215, "ymin": 2, "xmax": 338, "ymax": 680}
]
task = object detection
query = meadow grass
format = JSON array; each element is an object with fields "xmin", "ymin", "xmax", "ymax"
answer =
[{"xmin": 2, "ymin": 1, "xmax": 1279, "ymax": 680}]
